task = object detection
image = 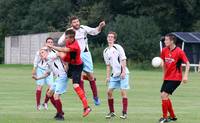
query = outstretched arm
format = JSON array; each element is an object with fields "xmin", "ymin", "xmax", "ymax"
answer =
[
  {"xmin": 97, "ymin": 21, "xmax": 106, "ymax": 32},
  {"xmin": 32, "ymin": 72, "xmax": 49, "ymax": 80},
  {"xmin": 47, "ymin": 44, "xmax": 70, "ymax": 53},
  {"xmin": 83, "ymin": 21, "xmax": 106, "ymax": 36}
]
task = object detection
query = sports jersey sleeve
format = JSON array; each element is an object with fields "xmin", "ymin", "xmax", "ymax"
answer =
[
  {"xmin": 82, "ymin": 25, "xmax": 100, "ymax": 36},
  {"xmin": 33, "ymin": 51, "xmax": 40, "ymax": 68},
  {"xmin": 117, "ymin": 45, "xmax": 127, "ymax": 61},
  {"xmin": 103, "ymin": 48, "xmax": 110, "ymax": 65},
  {"xmin": 58, "ymin": 33, "xmax": 66, "ymax": 46},
  {"xmin": 179, "ymin": 50, "xmax": 188, "ymax": 63}
]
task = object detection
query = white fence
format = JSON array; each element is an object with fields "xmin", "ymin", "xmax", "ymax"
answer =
[{"xmin": 4, "ymin": 32, "xmax": 63, "ymax": 64}]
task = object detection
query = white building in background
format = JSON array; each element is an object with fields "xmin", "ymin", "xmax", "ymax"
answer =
[{"xmin": 4, "ymin": 32, "xmax": 63, "ymax": 64}]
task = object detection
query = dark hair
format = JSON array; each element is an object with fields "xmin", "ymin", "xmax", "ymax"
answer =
[
  {"xmin": 108, "ymin": 31, "xmax": 117, "ymax": 40},
  {"xmin": 165, "ymin": 33, "xmax": 177, "ymax": 44},
  {"xmin": 69, "ymin": 16, "xmax": 79, "ymax": 23},
  {"xmin": 46, "ymin": 37, "xmax": 54, "ymax": 43},
  {"xmin": 65, "ymin": 29, "xmax": 76, "ymax": 37}
]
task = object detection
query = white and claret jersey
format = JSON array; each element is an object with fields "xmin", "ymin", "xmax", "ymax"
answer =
[
  {"xmin": 33, "ymin": 50, "xmax": 57, "ymax": 70},
  {"xmin": 45, "ymin": 52, "xmax": 66, "ymax": 77},
  {"xmin": 58, "ymin": 25, "xmax": 100, "ymax": 52},
  {"xmin": 103, "ymin": 44, "xmax": 129, "ymax": 77},
  {"xmin": 33, "ymin": 51, "xmax": 48, "ymax": 70}
]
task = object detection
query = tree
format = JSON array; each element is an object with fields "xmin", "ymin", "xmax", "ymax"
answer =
[{"xmin": 106, "ymin": 15, "xmax": 161, "ymax": 62}]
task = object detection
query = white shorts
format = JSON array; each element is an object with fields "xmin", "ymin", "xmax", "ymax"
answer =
[
  {"xmin": 108, "ymin": 74, "xmax": 130, "ymax": 90},
  {"xmin": 50, "ymin": 74, "xmax": 68, "ymax": 95},
  {"xmin": 81, "ymin": 52, "xmax": 94, "ymax": 73},
  {"xmin": 36, "ymin": 67, "xmax": 53, "ymax": 86}
]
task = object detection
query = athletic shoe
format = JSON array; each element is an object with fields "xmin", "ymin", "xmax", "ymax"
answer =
[
  {"xmin": 37, "ymin": 105, "xmax": 41, "ymax": 111},
  {"xmin": 42, "ymin": 103, "xmax": 48, "ymax": 110},
  {"xmin": 105, "ymin": 112, "xmax": 116, "ymax": 119},
  {"xmin": 55, "ymin": 113, "xmax": 64, "ymax": 121},
  {"xmin": 120, "ymin": 113, "xmax": 127, "ymax": 119},
  {"xmin": 93, "ymin": 97, "xmax": 100, "ymax": 106},
  {"xmin": 159, "ymin": 117, "xmax": 171, "ymax": 123},
  {"xmin": 54, "ymin": 113, "xmax": 59, "ymax": 119},
  {"xmin": 83, "ymin": 107, "xmax": 92, "ymax": 117},
  {"xmin": 168, "ymin": 117, "xmax": 177, "ymax": 121},
  {"xmin": 54, "ymin": 112, "xmax": 65, "ymax": 119}
]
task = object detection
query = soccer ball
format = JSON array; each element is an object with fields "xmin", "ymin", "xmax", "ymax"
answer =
[{"xmin": 152, "ymin": 57, "xmax": 162, "ymax": 68}]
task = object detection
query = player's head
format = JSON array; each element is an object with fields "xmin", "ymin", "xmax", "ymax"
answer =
[
  {"xmin": 45, "ymin": 37, "xmax": 54, "ymax": 47},
  {"xmin": 164, "ymin": 33, "xmax": 176, "ymax": 47},
  {"xmin": 65, "ymin": 29, "xmax": 76, "ymax": 42},
  {"xmin": 39, "ymin": 47, "xmax": 49, "ymax": 59},
  {"xmin": 107, "ymin": 31, "xmax": 117, "ymax": 45},
  {"xmin": 70, "ymin": 16, "xmax": 80, "ymax": 29}
]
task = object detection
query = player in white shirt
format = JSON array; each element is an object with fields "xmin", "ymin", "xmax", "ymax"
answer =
[
  {"xmin": 103, "ymin": 32, "xmax": 130, "ymax": 119},
  {"xmin": 32, "ymin": 37, "xmax": 55, "ymax": 110},
  {"xmin": 58, "ymin": 16, "xmax": 106, "ymax": 105},
  {"xmin": 32, "ymin": 47, "xmax": 68, "ymax": 121}
]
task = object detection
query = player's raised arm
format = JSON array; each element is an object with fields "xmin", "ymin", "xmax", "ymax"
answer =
[
  {"xmin": 58, "ymin": 33, "xmax": 66, "ymax": 46},
  {"xmin": 83, "ymin": 21, "xmax": 105, "ymax": 36},
  {"xmin": 97, "ymin": 21, "xmax": 106, "ymax": 32}
]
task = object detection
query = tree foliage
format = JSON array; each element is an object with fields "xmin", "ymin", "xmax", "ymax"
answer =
[
  {"xmin": 1, "ymin": 0, "xmax": 200, "ymax": 63},
  {"xmin": 106, "ymin": 15, "xmax": 160, "ymax": 62}
]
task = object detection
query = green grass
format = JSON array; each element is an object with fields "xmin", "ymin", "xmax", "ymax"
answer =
[{"xmin": 0, "ymin": 64, "xmax": 200, "ymax": 123}]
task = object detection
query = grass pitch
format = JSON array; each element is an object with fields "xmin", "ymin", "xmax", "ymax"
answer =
[{"xmin": 0, "ymin": 64, "xmax": 199, "ymax": 123}]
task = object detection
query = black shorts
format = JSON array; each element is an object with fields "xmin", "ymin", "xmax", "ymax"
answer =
[
  {"xmin": 67, "ymin": 63, "xmax": 83, "ymax": 84},
  {"xmin": 160, "ymin": 80, "xmax": 181, "ymax": 95}
]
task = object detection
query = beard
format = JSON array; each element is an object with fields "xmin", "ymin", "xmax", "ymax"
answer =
[{"xmin": 72, "ymin": 24, "xmax": 80, "ymax": 30}]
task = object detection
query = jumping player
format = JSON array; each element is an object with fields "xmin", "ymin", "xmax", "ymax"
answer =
[
  {"xmin": 32, "ymin": 47, "xmax": 68, "ymax": 120},
  {"xmin": 103, "ymin": 32, "xmax": 130, "ymax": 119},
  {"xmin": 32, "ymin": 37, "xmax": 55, "ymax": 110},
  {"xmin": 48, "ymin": 29, "xmax": 91, "ymax": 117},
  {"xmin": 159, "ymin": 33, "xmax": 190, "ymax": 123},
  {"xmin": 58, "ymin": 16, "xmax": 106, "ymax": 105}
]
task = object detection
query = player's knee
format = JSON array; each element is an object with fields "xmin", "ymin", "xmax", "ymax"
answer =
[
  {"xmin": 73, "ymin": 84, "xmax": 79, "ymax": 88},
  {"xmin": 107, "ymin": 90, "xmax": 113, "ymax": 98},
  {"xmin": 121, "ymin": 90, "xmax": 127, "ymax": 98},
  {"xmin": 160, "ymin": 92, "xmax": 168, "ymax": 99},
  {"xmin": 86, "ymin": 72, "xmax": 94, "ymax": 81},
  {"xmin": 47, "ymin": 90, "xmax": 53, "ymax": 97},
  {"xmin": 54, "ymin": 94, "xmax": 59, "ymax": 100},
  {"xmin": 36, "ymin": 85, "xmax": 42, "ymax": 90}
]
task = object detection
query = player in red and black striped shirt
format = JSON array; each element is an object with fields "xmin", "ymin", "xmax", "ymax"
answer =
[{"xmin": 159, "ymin": 34, "xmax": 190, "ymax": 123}]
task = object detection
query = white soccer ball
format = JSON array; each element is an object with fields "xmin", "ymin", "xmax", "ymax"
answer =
[{"xmin": 152, "ymin": 57, "xmax": 162, "ymax": 68}]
